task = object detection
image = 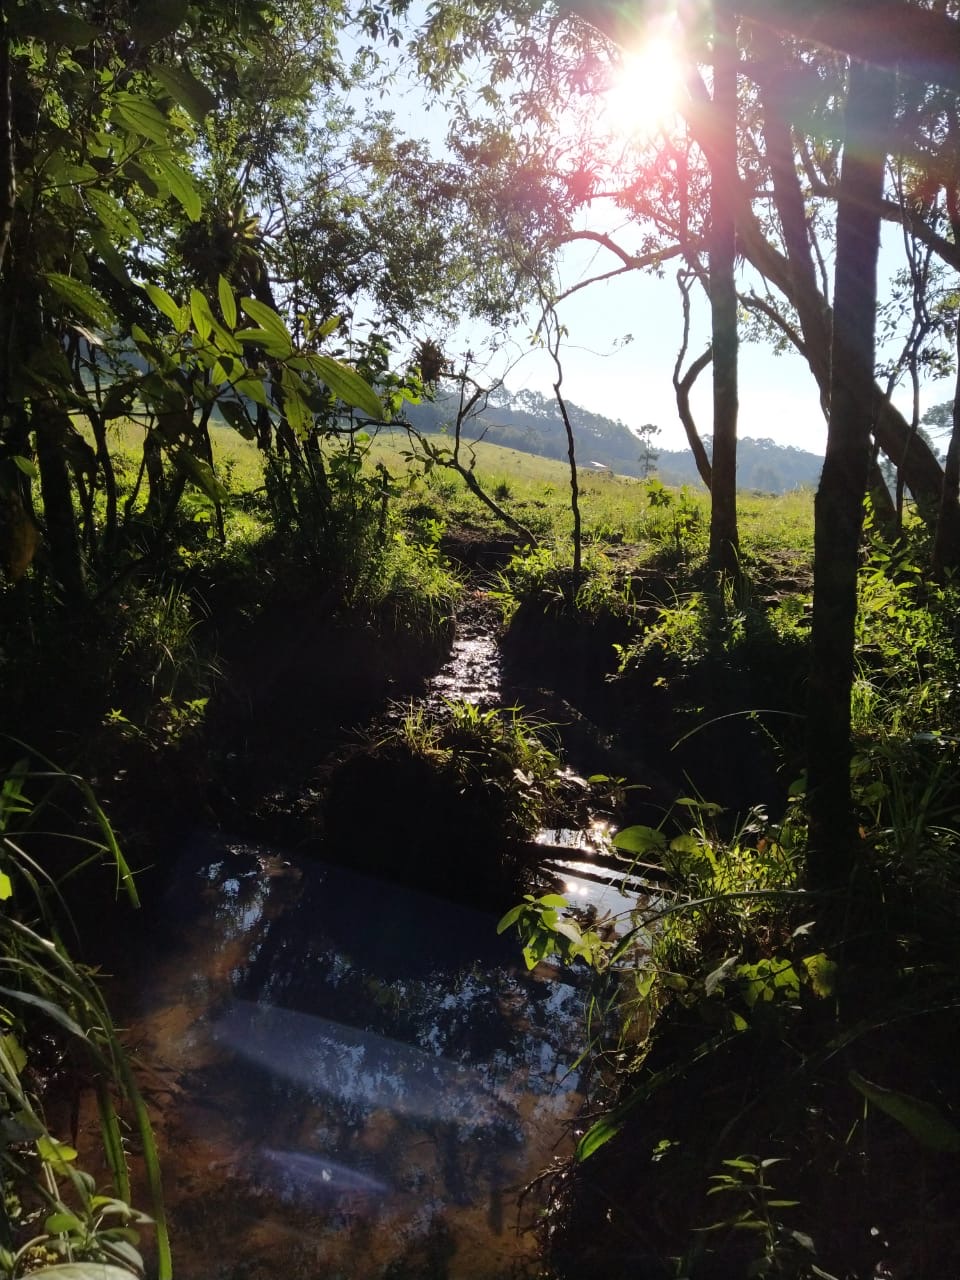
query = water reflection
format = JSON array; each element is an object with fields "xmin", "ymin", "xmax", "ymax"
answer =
[
  {"xmin": 257, "ymin": 1148, "xmax": 389, "ymax": 1204},
  {"xmin": 213, "ymin": 999, "xmax": 520, "ymax": 1130},
  {"xmin": 120, "ymin": 835, "xmax": 589, "ymax": 1279}
]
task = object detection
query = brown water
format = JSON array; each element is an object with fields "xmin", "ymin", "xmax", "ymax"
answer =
[{"xmin": 118, "ymin": 834, "xmax": 592, "ymax": 1280}]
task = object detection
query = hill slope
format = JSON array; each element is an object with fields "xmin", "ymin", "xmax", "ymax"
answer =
[{"xmin": 403, "ymin": 388, "xmax": 823, "ymax": 493}]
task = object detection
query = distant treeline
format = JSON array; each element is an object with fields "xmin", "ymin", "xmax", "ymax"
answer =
[
  {"xmin": 402, "ymin": 387, "xmax": 823, "ymax": 494},
  {"xmin": 656, "ymin": 436, "xmax": 823, "ymax": 493}
]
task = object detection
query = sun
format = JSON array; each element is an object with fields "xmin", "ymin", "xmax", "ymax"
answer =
[{"xmin": 599, "ymin": 37, "xmax": 686, "ymax": 143}]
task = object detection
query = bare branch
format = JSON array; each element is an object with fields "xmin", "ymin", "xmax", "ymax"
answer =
[
  {"xmin": 550, "ymin": 230, "xmax": 688, "ymax": 272},
  {"xmin": 539, "ymin": 295, "xmax": 583, "ymax": 578},
  {"xmin": 671, "ymin": 271, "xmax": 713, "ymax": 489}
]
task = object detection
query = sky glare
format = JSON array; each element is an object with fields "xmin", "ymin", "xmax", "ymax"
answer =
[{"xmin": 365, "ymin": 35, "xmax": 953, "ymax": 462}]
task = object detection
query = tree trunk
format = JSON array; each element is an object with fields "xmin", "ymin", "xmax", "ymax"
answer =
[
  {"xmin": 90, "ymin": 410, "xmax": 118, "ymax": 556},
  {"xmin": 736, "ymin": 201, "xmax": 945, "ymax": 514},
  {"xmin": 707, "ymin": 4, "xmax": 740, "ymax": 574},
  {"xmin": 932, "ymin": 324, "xmax": 960, "ymax": 578},
  {"xmin": 35, "ymin": 408, "xmax": 85, "ymax": 602},
  {"xmin": 806, "ymin": 60, "xmax": 892, "ymax": 892},
  {"xmin": 0, "ymin": 8, "xmax": 14, "ymax": 276},
  {"xmin": 932, "ymin": 186, "xmax": 960, "ymax": 577}
]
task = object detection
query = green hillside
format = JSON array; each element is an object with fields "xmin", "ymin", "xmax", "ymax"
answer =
[{"xmin": 403, "ymin": 388, "xmax": 823, "ymax": 493}]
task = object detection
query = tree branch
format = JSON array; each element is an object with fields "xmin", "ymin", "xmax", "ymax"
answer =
[
  {"xmin": 550, "ymin": 230, "xmax": 688, "ymax": 273},
  {"xmin": 672, "ymin": 271, "xmax": 713, "ymax": 489}
]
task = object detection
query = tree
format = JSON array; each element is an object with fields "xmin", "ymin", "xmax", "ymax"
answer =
[
  {"xmin": 806, "ymin": 60, "xmax": 894, "ymax": 892},
  {"xmin": 0, "ymin": 0, "xmax": 463, "ymax": 609},
  {"xmin": 704, "ymin": 4, "xmax": 740, "ymax": 574}
]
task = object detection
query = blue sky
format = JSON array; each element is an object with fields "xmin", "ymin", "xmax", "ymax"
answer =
[
  {"xmin": 358, "ymin": 48, "xmax": 952, "ymax": 460},
  {"xmin": 440, "ymin": 229, "xmax": 951, "ymax": 459}
]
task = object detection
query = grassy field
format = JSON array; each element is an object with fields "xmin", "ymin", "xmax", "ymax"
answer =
[
  {"xmin": 89, "ymin": 417, "xmax": 815, "ymax": 571},
  {"xmin": 360, "ymin": 424, "xmax": 815, "ymax": 565}
]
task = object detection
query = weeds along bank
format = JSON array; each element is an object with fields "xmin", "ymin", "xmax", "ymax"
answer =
[
  {"xmin": 495, "ymin": 516, "xmax": 960, "ymax": 1279},
  {"xmin": 2, "ymin": 426, "xmax": 463, "ymax": 849}
]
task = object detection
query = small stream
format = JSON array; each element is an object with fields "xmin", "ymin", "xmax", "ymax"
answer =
[{"xmin": 114, "ymin": 595, "xmax": 645, "ymax": 1279}]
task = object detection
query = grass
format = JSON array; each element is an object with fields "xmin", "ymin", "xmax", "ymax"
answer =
[
  {"xmin": 77, "ymin": 416, "xmax": 815, "ymax": 576},
  {"xmin": 363, "ymin": 424, "xmax": 815, "ymax": 562}
]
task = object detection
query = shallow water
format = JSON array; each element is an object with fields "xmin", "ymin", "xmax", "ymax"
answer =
[
  {"xmin": 118, "ymin": 835, "xmax": 592, "ymax": 1280},
  {"xmin": 425, "ymin": 594, "xmax": 503, "ymax": 711}
]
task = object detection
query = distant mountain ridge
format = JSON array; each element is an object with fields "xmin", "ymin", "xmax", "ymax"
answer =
[
  {"xmin": 656, "ymin": 437, "xmax": 823, "ymax": 493},
  {"xmin": 403, "ymin": 387, "xmax": 823, "ymax": 494}
]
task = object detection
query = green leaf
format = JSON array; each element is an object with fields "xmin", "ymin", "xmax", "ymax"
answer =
[
  {"xmin": 23, "ymin": 1266, "xmax": 140, "ymax": 1280},
  {"xmin": 551, "ymin": 918, "xmax": 582, "ymax": 945},
  {"xmin": 216, "ymin": 400, "xmax": 256, "ymax": 436},
  {"xmin": 611, "ymin": 825, "xmax": 667, "ymax": 855},
  {"xmin": 0, "ymin": 872, "xmax": 11, "ymax": 901},
  {"xmin": 235, "ymin": 327, "xmax": 289, "ymax": 358},
  {"xmin": 111, "ymin": 94, "xmax": 176, "ymax": 145},
  {"xmin": 149, "ymin": 61, "xmax": 217, "ymax": 123},
  {"xmin": 143, "ymin": 282, "xmax": 183, "ymax": 328},
  {"xmin": 217, "ymin": 276, "xmax": 237, "ymax": 329},
  {"xmin": 143, "ymin": 150, "xmax": 201, "ymax": 221},
  {"xmin": 130, "ymin": 0, "xmax": 189, "ymax": 48},
  {"xmin": 37, "ymin": 1135, "xmax": 78, "ymax": 1167},
  {"xmin": 307, "ymin": 353, "xmax": 384, "ymax": 418},
  {"xmin": 101, "ymin": 383, "xmax": 136, "ymax": 421},
  {"xmin": 496, "ymin": 903, "xmax": 526, "ymax": 934},
  {"xmin": 675, "ymin": 797, "xmax": 724, "ymax": 815},
  {"xmin": 2, "ymin": 1033, "xmax": 25, "ymax": 1074},
  {"xmin": 849, "ymin": 1070, "xmax": 960, "ymax": 1152},
  {"xmin": 85, "ymin": 189, "xmax": 142, "ymax": 243},
  {"xmin": 208, "ymin": 317, "xmax": 242, "ymax": 357},
  {"xmin": 43, "ymin": 273, "xmax": 114, "ymax": 329},
  {"xmin": 99, "ymin": 1238, "xmax": 144, "ymax": 1271},
  {"xmin": 0, "ymin": 987, "xmax": 86, "ymax": 1041},
  {"xmin": 41, "ymin": 154, "xmax": 98, "ymax": 187},
  {"xmin": 234, "ymin": 377, "xmax": 269, "ymax": 407},
  {"xmin": 209, "ymin": 356, "xmax": 239, "ymax": 385},
  {"xmin": 189, "ymin": 288, "xmax": 215, "ymax": 342},
  {"xmin": 576, "ymin": 1114, "xmax": 622, "ymax": 1161},
  {"xmin": 11, "ymin": 8, "xmax": 99, "ymax": 44},
  {"xmin": 174, "ymin": 450, "xmax": 228, "ymax": 504},
  {"xmin": 44, "ymin": 1211, "xmax": 85, "ymax": 1234},
  {"xmin": 0, "ymin": 1110, "xmax": 42, "ymax": 1145},
  {"xmin": 124, "ymin": 160, "xmax": 161, "ymax": 199},
  {"xmin": 89, "ymin": 228, "xmax": 132, "ymax": 287},
  {"xmin": 11, "ymin": 456, "xmax": 38, "ymax": 479},
  {"xmin": 240, "ymin": 298, "xmax": 294, "ymax": 355},
  {"xmin": 801, "ymin": 952, "xmax": 837, "ymax": 998},
  {"xmin": 538, "ymin": 893, "xmax": 569, "ymax": 909},
  {"xmin": 280, "ymin": 367, "xmax": 313, "ymax": 437},
  {"xmin": 668, "ymin": 833, "xmax": 702, "ymax": 855}
]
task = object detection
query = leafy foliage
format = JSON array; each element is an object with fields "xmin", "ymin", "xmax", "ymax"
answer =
[{"xmin": 0, "ymin": 757, "xmax": 165, "ymax": 1278}]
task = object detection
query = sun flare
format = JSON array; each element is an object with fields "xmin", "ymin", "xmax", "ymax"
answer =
[{"xmin": 600, "ymin": 38, "xmax": 685, "ymax": 142}]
